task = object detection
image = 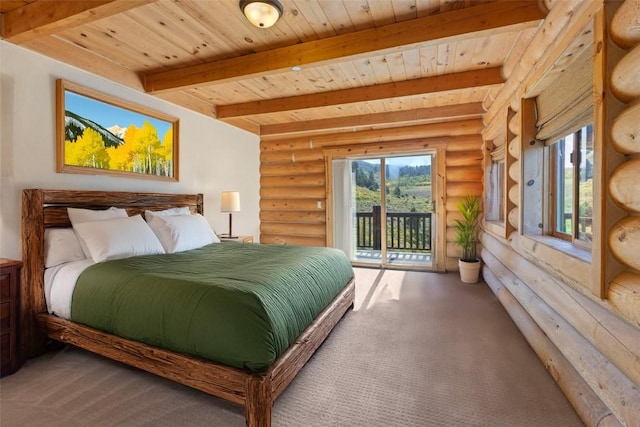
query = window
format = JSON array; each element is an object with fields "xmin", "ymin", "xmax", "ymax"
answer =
[
  {"xmin": 485, "ymin": 106, "xmax": 518, "ymax": 239},
  {"xmin": 518, "ymin": 16, "xmax": 606, "ymax": 298},
  {"xmin": 549, "ymin": 124, "xmax": 593, "ymax": 245},
  {"xmin": 485, "ymin": 136, "xmax": 506, "ymax": 224},
  {"xmin": 521, "ymin": 31, "xmax": 595, "ymax": 253},
  {"xmin": 486, "ymin": 158, "xmax": 505, "ymax": 222}
]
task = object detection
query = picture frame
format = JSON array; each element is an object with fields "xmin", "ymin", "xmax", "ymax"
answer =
[{"xmin": 56, "ymin": 79, "xmax": 179, "ymax": 181}]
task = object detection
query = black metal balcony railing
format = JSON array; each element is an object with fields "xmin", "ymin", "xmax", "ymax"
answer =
[
  {"xmin": 356, "ymin": 206, "xmax": 431, "ymax": 252},
  {"xmin": 562, "ymin": 212, "xmax": 593, "ymax": 233}
]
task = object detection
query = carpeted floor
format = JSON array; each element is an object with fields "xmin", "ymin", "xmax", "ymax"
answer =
[{"xmin": 0, "ymin": 268, "xmax": 583, "ymax": 426}]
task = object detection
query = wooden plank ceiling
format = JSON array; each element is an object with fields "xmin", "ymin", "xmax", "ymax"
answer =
[{"xmin": 1, "ymin": 0, "xmax": 546, "ymax": 137}]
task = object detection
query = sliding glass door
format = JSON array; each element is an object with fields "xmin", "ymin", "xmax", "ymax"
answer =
[{"xmin": 333, "ymin": 154, "xmax": 434, "ymax": 269}]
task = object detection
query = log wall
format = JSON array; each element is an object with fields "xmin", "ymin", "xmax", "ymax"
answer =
[
  {"xmin": 607, "ymin": 0, "xmax": 640, "ymax": 333},
  {"xmin": 260, "ymin": 120, "xmax": 484, "ymax": 271},
  {"xmin": 481, "ymin": 1, "xmax": 640, "ymax": 425}
]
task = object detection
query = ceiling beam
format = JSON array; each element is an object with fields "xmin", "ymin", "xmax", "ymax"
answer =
[
  {"xmin": 216, "ymin": 68, "xmax": 503, "ymax": 119},
  {"xmin": 19, "ymin": 35, "xmax": 145, "ymax": 90},
  {"xmin": 144, "ymin": 1, "xmax": 545, "ymax": 93},
  {"xmin": 220, "ymin": 118, "xmax": 262, "ymax": 135},
  {"xmin": 257, "ymin": 103, "xmax": 485, "ymax": 137},
  {"xmin": 1, "ymin": 0, "xmax": 157, "ymax": 43}
]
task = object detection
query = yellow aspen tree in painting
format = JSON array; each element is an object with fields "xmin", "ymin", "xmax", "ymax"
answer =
[
  {"xmin": 159, "ymin": 127, "xmax": 173, "ymax": 176},
  {"xmin": 105, "ymin": 124, "xmax": 136, "ymax": 171},
  {"xmin": 65, "ymin": 119, "xmax": 172, "ymax": 176},
  {"xmin": 106, "ymin": 143, "xmax": 129, "ymax": 171},
  {"xmin": 129, "ymin": 121, "xmax": 163, "ymax": 174},
  {"xmin": 65, "ymin": 128, "xmax": 110, "ymax": 169},
  {"xmin": 163, "ymin": 127, "xmax": 173, "ymax": 158}
]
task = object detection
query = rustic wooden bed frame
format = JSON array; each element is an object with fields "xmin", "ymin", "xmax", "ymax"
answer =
[{"xmin": 21, "ymin": 189, "xmax": 355, "ymax": 427}]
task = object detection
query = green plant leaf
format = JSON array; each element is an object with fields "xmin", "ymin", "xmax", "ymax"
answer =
[{"xmin": 453, "ymin": 195, "xmax": 481, "ymax": 260}]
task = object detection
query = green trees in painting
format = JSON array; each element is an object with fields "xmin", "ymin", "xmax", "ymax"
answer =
[{"xmin": 65, "ymin": 119, "xmax": 173, "ymax": 176}]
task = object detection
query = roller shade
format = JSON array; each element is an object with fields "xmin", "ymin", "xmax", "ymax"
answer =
[
  {"xmin": 489, "ymin": 133, "xmax": 507, "ymax": 163},
  {"xmin": 490, "ymin": 143, "xmax": 506, "ymax": 162},
  {"xmin": 535, "ymin": 47, "xmax": 593, "ymax": 143}
]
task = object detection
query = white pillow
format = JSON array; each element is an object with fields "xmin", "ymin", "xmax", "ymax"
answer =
[
  {"xmin": 44, "ymin": 228, "xmax": 86, "ymax": 268},
  {"xmin": 144, "ymin": 207, "xmax": 193, "ymax": 251},
  {"xmin": 68, "ymin": 207, "xmax": 128, "ymax": 257},
  {"xmin": 68, "ymin": 206, "xmax": 128, "ymax": 224},
  {"xmin": 150, "ymin": 214, "xmax": 220, "ymax": 253},
  {"xmin": 144, "ymin": 207, "xmax": 191, "ymax": 221},
  {"xmin": 72, "ymin": 215, "xmax": 165, "ymax": 263}
]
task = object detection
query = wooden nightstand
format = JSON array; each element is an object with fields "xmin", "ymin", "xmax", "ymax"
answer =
[
  {"xmin": 219, "ymin": 235, "xmax": 253, "ymax": 243},
  {"xmin": 1, "ymin": 258, "xmax": 22, "ymax": 376}
]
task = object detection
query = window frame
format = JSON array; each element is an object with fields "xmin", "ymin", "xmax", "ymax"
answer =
[
  {"xmin": 549, "ymin": 134, "xmax": 574, "ymax": 242},
  {"xmin": 546, "ymin": 124, "xmax": 593, "ymax": 249},
  {"xmin": 486, "ymin": 158, "xmax": 505, "ymax": 223},
  {"xmin": 516, "ymin": 11, "xmax": 609, "ymax": 299},
  {"xmin": 483, "ymin": 107, "xmax": 518, "ymax": 240},
  {"xmin": 520, "ymin": 102, "xmax": 594, "ymax": 256}
]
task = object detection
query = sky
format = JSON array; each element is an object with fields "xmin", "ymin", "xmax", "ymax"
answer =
[
  {"xmin": 361, "ymin": 155, "xmax": 431, "ymax": 167},
  {"xmin": 65, "ymin": 92, "xmax": 172, "ymax": 138}
]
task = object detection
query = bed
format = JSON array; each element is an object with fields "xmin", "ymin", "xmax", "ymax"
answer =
[{"xmin": 21, "ymin": 189, "xmax": 355, "ymax": 427}]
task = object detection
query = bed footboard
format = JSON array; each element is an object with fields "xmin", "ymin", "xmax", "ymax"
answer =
[{"xmin": 35, "ymin": 279, "xmax": 354, "ymax": 427}]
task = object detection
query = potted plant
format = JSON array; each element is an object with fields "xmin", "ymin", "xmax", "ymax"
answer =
[{"xmin": 453, "ymin": 195, "xmax": 481, "ymax": 283}]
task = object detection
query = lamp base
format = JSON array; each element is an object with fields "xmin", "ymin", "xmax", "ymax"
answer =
[
  {"xmin": 220, "ymin": 234, "xmax": 239, "ymax": 239},
  {"xmin": 225, "ymin": 212, "xmax": 238, "ymax": 239}
]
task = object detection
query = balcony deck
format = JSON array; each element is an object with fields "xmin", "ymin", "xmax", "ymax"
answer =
[
  {"xmin": 356, "ymin": 208, "xmax": 432, "ymax": 267},
  {"xmin": 355, "ymin": 249, "xmax": 432, "ymax": 267}
]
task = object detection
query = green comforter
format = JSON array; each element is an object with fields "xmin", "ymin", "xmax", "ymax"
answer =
[{"xmin": 71, "ymin": 242, "xmax": 354, "ymax": 371}]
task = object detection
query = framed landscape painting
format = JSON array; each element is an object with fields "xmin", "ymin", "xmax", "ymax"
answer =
[{"xmin": 56, "ymin": 79, "xmax": 179, "ymax": 181}]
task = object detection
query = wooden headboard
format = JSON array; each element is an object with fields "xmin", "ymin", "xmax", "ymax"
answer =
[{"xmin": 20, "ymin": 189, "xmax": 204, "ymax": 357}]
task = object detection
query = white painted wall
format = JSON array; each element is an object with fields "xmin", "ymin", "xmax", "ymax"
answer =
[{"xmin": 0, "ymin": 41, "xmax": 260, "ymax": 260}]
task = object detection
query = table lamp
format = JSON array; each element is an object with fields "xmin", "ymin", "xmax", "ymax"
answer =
[{"xmin": 220, "ymin": 191, "xmax": 240, "ymax": 238}]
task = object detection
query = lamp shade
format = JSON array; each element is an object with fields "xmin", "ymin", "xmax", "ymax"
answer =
[
  {"xmin": 240, "ymin": 0, "xmax": 283, "ymax": 28},
  {"xmin": 221, "ymin": 191, "xmax": 241, "ymax": 212}
]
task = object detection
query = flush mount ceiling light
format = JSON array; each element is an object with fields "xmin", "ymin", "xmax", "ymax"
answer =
[{"xmin": 240, "ymin": 0, "xmax": 284, "ymax": 29}]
